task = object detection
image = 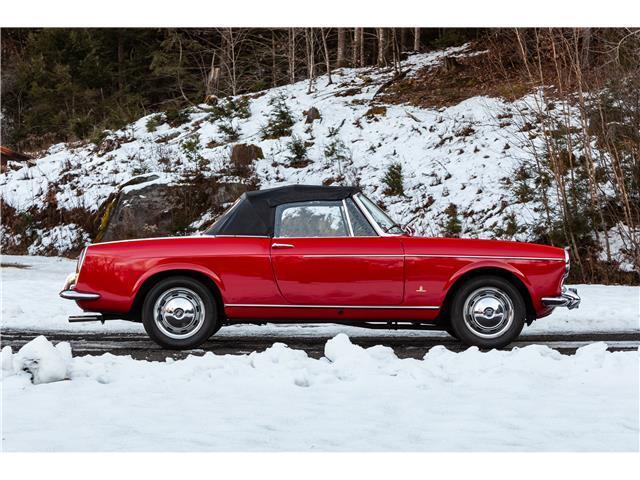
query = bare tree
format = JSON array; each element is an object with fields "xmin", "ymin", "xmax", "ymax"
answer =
[
  {"xmin": 287, "ymin": 28, "xmax": 297, "ymax": 84},
  {"xmin": 414, "ymin": 27, "xmax": 421, "ymax": 51},
  {"xmin": 377, "ymin": 28, "xmax": 388, "ymax": 66},
  {"xmin": 304, "ymin": 28, "xmax": 316, "ymax": 93},
  {"xmin": 218, "ymin": 28, "xmax": 248, "ymax": 96},
  {"xmin": 320, "ymin": 28, "xmax": 333, "ymax": 84},
  {"xmin": 337, "ymin": 28, "xmax": 347, "ymax": 67}
]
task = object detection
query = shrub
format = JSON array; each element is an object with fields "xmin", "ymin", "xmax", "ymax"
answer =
[
  {"xmin": 165, "ymin": 108, "xmax": 190, "ymax": 127},
  {"xmin": 218, "ymin": 120, "xmax": 240, "ymax": 142},
  {"xmin": 146, "ymin": 114, "xmax": 165, "ymax": 133},
  {"xmin": 261, "ymin": 94, "xmax": 295, "ymax": 140},
  {"xmin": 286, "ymin": 135, "xmax": 308, "ymax": 165},
  {"xmin": 69, "ymin": 116, "xmax": 92, "ymax": 140},
  {"xmin": 382, "ymin": 162, "xmax": 404, "ymax": 196},
  {"xmin": 181, "ymin": 134, "xmax": 203, "ymax": 164},
  {"xmin": 442, "ymin": 203, "xmax": 462, "ymax": 237},
  {"xmin": 209, "ymin": 97, "xmax": 251, "ymax": 122}
]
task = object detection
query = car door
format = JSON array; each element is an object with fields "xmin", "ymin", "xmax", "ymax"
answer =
[{"xmin": 270, "ymin": 199, "xmax": 404, "ymax": 306}]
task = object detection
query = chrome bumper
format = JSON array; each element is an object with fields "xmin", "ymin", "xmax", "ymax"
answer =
[
  {"xmin": 542, "ymin": 287, "xmax": 581, "ymax": 310},
  {"xmin": 59, "ymin": 290, "xmax": 101, "ymax": 301}
]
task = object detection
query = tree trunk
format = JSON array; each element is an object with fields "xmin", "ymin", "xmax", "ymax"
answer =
[
  {"xmin": 359, "ymin": 28, "xmax": 365, "ymax": 66},
  {"xmin": 377, "ymin": 28, "xmax": 387, "ymax": 66},
  {"xmin": 337, "ymin": 28, "xmax": 347, "ymax": 67},
  {"xmin": 117, "ymin": 32, "xmax": 125, "ymax": 92},
  {"xmin": 288, "ymin": 28, "xmax": 296, "ymax": 84},
  {"xmin": 271, "ymin": 30, "xmax": 277, "ymax": 88},
  {"xmin": 305, "ymin": 28, "xmax": 316, "ymax": 93},
  {"xmin": 352, "ymin": 28, "xmax": 360, "ymax": 66},
  {"xmin": 413, "ymin": 27, "xmax": 421, "ymax": 51},
  {"xmin": 321, "ymin": 28, "xmax": 333, "ymax": 84},
  {"xmin": 400, "ymin": 28, "xmax": 407, "ymax": 53},
  {"xmin": 580, "ymin": 28, "xmax": 591, "ymax": 68}
]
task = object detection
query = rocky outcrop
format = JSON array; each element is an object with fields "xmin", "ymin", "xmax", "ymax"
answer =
[
  {"xmin": 96, "ymin": 177, "xmax": 248, "ymax": 242},
  {"xmin": 228, "ymin": 143, "xmax": 263, "ymax": 176},
  {"xmin": 303, "ymin": 107, "xmax": 321, "ymax": 124}
]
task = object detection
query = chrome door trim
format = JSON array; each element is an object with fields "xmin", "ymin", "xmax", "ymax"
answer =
[
  {"xmin": 225, "ymin": 303, "xmax": 440, "ymax": 310},
  {"xmin": 407, "ymin": 254, "xmax": 564, "ymax": 261},
  {"xmin": 294, "ymin": 253, "xmax": 562, "ymax": 261}
]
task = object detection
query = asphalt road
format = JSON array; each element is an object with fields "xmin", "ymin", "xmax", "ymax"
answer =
[{"xmin": 2, "ymin": 329, "xmax": 638, "ymax": 361}]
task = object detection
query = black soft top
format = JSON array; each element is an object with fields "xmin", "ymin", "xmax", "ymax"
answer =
[{"xmin": 206, "ymin": 184, "xmax": 359, "ymax": 236}]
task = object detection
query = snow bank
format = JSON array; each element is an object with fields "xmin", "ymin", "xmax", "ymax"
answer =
[
  {"xmin": 1, "ymin": 334, "xmax": 637, "ymax": 451},
  {"xmin": 7, "ymin": 335, "xmax": 71, "ymax": 384},
  {"xmin": 2, "ymin": 255, "xmax": 637, "ymax": 334}
]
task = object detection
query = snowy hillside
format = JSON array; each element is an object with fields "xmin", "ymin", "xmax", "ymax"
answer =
[{"xmin": 0, "ymin": 44, "xmax": 633, "ymax": 272}]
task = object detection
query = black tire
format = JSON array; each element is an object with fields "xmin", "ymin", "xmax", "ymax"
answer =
[
  {"xmin": 450, "ymin": 275, "xmax": 526, "ymax": 349},
  {"xmin": 444, "ymin": 324, "xmax": 459, "ymax": 339},
  {"xmin": 142, "ymin": 276, "xmax": 221, "ymax": 349}
]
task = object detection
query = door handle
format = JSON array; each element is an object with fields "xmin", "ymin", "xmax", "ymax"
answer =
[{"xmin": 272, "ymin": 243, "xmax": 295, "ymax": 249}]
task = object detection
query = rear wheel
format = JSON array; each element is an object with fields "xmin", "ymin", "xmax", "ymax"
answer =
[
  {"xmin": 142, "ymin": 276, "xmax": 220, "ymax": 349},
  {"xmin": 450, "ymin": 275, "xmax": 525, "ymax": 349}
]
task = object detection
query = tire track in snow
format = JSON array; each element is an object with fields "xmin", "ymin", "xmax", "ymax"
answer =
[{"xmin": 2, "ymin": 329, "xmax": 638, "ymax": 361}]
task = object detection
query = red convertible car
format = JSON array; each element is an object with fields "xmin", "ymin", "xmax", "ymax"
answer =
[{"xmin": 60, "ymin": 185, "xmax": 580, "ymax": 349}]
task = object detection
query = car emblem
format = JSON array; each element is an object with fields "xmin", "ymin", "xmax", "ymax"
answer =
[{"xmin": 416, "ymin": 285, "xmax": 426, "ymax": 293}]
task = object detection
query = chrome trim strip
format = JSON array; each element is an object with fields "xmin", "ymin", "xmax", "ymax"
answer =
[
  {"xmin": 302, "ymin": 254, "xmax": 403, "ymax": 258},
  {"xmin": 342, "ymin": 199, "xmax": 355, "ymax": 237},
  {"xmin": 297, "ymin": 254, "xmax": 564, "ymax": 261},
  {"xmin": 59, "ymin": 290, "xmax": 101, "ymax": 301},
  {"xmin": 225, "ymin": 303, "xmax": 440, "ymax": 310},
  {"xmin": 408, "ymin": 254, "xmax": 565, "ymax": 261},
  {"xmin": 353, "ymin": 194, "xmax": 385, "ymax": 237}
]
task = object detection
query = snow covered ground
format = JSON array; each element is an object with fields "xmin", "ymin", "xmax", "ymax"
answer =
[
  {"xmin": 2, "ymin": 256, "xmax": 638, "ymax": 451},
  {"xmin": 2, "ymin": 255, "xmax": 638, "ymax": 335},
  {"xmin": 1, "ymin": 334, "xmax": 637, "ymax": 451}
]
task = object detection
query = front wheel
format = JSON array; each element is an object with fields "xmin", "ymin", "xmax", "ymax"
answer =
[
  {"xmin": 449, "ymin": 275, "xmax": 526, "ymax": 349},
  {"xmin": 142, "ymin": 276, "xmax": 220, "ymax": 349}
]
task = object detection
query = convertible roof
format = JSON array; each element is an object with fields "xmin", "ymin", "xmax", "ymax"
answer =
[{"xmin": 206, "ymin": 185, "xmax": 359, "ymax": 236}]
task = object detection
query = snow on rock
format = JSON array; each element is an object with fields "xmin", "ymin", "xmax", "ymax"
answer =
[
  {"xmin": 1, "ymin": 335, "xmax": 637, "ymax": 451},
  {"xmin": 26, "ymin": 223, "xmax": 90, "ymax": 256},
  {"xmin": 11, "ymin": 335, "xmax": 71, "ymax": 384}
]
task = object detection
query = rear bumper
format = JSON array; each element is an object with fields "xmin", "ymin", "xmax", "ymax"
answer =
[
  {"xmin": 541, "ymin": 287, "xmax": 580, "ymax": 310},
  {"xmin": 59, "ymin": 289, "xmax": 101, "ymax": 301}
]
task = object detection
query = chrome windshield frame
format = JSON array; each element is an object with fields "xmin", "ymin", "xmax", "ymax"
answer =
[{"xmin": 352, "ymin": 193, "xmax": 405, "ymax": 237}]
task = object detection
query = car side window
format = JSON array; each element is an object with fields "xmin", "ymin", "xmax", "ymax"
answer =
[
  {"xmin": 344, "ymin": 198, "xmax": 377, "ymax": 236},
  {"xmin": 275, "ymin": 201, "xmax": 349, "ymax": 238}
]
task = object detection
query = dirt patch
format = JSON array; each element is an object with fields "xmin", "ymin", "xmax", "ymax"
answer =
[
  {"xmin": 384, "ymin": 49, "xmax": 532, "ymax": 108},
  {"xmin": 0, "ymin": 262, "xmax": 31, "ymax": 269}
]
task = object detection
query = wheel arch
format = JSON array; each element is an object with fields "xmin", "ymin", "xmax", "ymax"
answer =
[
  {"xmin": 129, "ymin": 268, "xmax": 225, "ymax": 322},
  {"xmin": 439, "ymin": 266, "xmax": 536, "ymax": 325}
]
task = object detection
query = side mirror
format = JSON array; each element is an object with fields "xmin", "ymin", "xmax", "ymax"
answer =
[{"xmin": 403, "ymin": 225, "xmax": 415, "ymax": 236}]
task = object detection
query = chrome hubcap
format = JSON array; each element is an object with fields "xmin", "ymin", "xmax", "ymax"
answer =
[
  {"xmin": 463, "ymin": 287, "xmax": 514, "ymax": 339},
  {"xmin": 153, "ymin": 287, "xmax": 205, "ymax": 340}
]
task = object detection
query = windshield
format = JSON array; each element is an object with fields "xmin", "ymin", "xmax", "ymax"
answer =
[{"xmin": 358, "ymin": 195, "xmax": 404, "ymax": 235}]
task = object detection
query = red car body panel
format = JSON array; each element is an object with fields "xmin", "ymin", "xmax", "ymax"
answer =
[{"xmin": 73, "ymin": 234, "xmax": 566, "ymax": 323}]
